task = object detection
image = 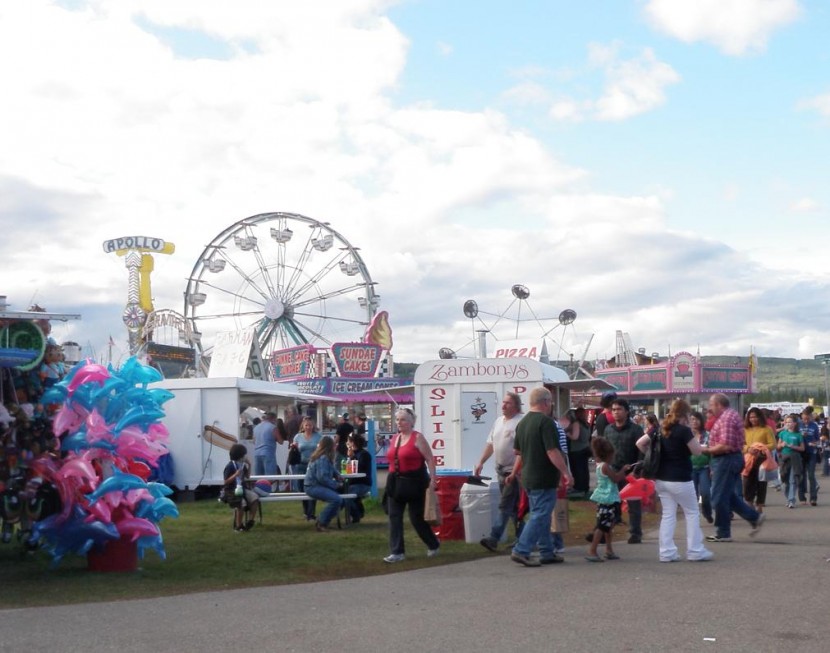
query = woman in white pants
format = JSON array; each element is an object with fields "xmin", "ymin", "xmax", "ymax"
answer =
[{"xmin": 636, "ymin": 399, "xmax": 713, "ymax": 563}]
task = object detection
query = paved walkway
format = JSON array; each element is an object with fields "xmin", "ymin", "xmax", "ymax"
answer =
[{"xmin": 3, "ymin": 499, "xmax": 830, "ymax": 652}]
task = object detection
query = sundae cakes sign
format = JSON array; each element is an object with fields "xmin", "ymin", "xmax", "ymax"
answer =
[{"xmin": 330, "ymin": 343, "xmax": 383, "ymax": 378}]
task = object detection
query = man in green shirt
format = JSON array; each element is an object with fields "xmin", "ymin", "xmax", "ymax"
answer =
[{"xmin": 507, "ymin": 386, "xmax": 573, "ymax": 567}]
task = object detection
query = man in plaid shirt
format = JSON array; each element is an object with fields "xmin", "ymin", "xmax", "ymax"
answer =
[{"xmin": 703, "ymin": 393, "xmax": 765, "ymax": 542}]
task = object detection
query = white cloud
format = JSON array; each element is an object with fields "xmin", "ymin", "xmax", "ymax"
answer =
[
  {"xmin": 546, "ymin": 44, "xmax": 679, "ymax": 122},
  {"xmin": 1, "ymin": 1, "xmax": 829, "ymax": 366},
  {"xmin": 644, "ymin": 0, "xmax": 801, "ymax": 56},
  {"xmin": 436, "ymin": 41, "xmax": 453, "ymax": 56},
  {"xmin": 790, "ymin": 197, "xmax": 821, "ymax": 212},
  {"xmin": 797, "ymin": 91, "xmax": 830, "ymax": 117},
  {"xmin": 502, "ymin": 81, "xmax": 551, "ymax": 106},
  {"xmin": 592, "ymin": 46, "xmax": 680, "ymax": 121}
]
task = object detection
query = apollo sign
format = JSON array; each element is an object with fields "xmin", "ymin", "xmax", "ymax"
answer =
[{"xmin": 102, "ymin": 237, "xmax": 168, "ymax": 253}]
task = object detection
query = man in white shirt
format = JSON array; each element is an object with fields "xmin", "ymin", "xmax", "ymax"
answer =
[{"xmin": 475, "ymin": 392, "xmax": 524, "ymax": 552}]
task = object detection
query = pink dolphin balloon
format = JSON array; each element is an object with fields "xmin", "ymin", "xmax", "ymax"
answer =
[
  {"xmin": 67, "ymin": 363, "xmax": 111, "ymax": 392},
  {"xmin": 115, "ymin": 516, "xmax": 160, "ymax": 542}
]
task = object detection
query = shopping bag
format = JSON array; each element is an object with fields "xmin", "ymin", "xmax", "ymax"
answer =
[
  {"xmin": 424, "ymin": 485, "xmax": 442, "ymax": 526},
  {"xmin": 550, "ymin": 497, "xmax": 569, "ymax": 533}
]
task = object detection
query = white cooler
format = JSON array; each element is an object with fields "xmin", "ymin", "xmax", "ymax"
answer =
[{"xmin": 459, "ymin": 480, "xmax": 501, "ymax": 544}]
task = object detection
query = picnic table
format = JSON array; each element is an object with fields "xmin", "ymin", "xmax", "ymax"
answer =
[{"xmin": 249, "ymin": 473, "xmax": 367, "ymax": 527}]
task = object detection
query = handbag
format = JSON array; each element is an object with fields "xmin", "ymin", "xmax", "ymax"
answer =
[
  {"xmin": 424, "ymin": 485, "xmax": 441, "ymax": 525},
  {"xmin": 287, "ymin": 445, "xmax": 301, "ymax": 467},
  {"xmin": 385, "ymin": 435, "xmax": 428, "ymax": 503},
  {"xmin": 550, "ymin": 497, "xmax": 569, "ymax": 533}
]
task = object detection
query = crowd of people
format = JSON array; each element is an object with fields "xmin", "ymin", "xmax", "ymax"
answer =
[
  {"xmin": 471, "ymin": 389, "xmax": 830, "ymax": 567},
  {"xmin": 224, "ymin": 387, "xmax": 830, "ymax": 567}
]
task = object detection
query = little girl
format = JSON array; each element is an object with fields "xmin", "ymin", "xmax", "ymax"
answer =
[
  {"xmin": 586, "ymin": 437, "xmax": 633, "ymax": 562},
  {"xmin": 777, "ymin": 414, "xmax": 804, "ymax": 509}
]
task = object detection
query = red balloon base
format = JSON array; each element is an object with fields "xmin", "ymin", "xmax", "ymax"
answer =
[{"xmin": 87, "ymin": 537, "xmax": 138, "ymax": 572}]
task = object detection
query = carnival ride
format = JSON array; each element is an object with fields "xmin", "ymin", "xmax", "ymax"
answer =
[
  {"xmin": 183, "ymin": 213, "xmax": 380, "ymax": 371},
  {"xmin": 438, "ymin": 284, "xmax": 594, "ymax": 378}
]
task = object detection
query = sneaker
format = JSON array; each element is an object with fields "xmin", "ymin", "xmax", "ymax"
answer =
[
  {"xmin": 383, "ymin": 553, "xmax": 405, "ymax": 563},
  {"xmin": 480, "ymin": 537, "xmax": 498, "ymax": 553},
  {"xmin": 688, "ymin": 549, "xmax": 714, "ymax": 562},
  {"xmin": 660, "ymin": 554, "xmax": 681, "ymax": 562},
  {"xmin": 749, "ymin": 512, "xmax": 765, "ymax": 537},
  {"xmin": 427, "ymin": 547, "xmax": 440, "ymax": 558},
  {"xmin": 811, "ymin": 501, "xmax": 817, "ymax": 506},
  {"xmin": 511, "ymin": 551, "xmax": 541, "ymax": 567},
  {"xmin": 627, "ymin": 535, "xmax": 642, "ymax": 544},
  {"xmin": 539, "ymin": 554, "xmax": 565, "ymax": 564},
  {"xmin": 315, "ymin": 521, "xmax": 329, "ymax": 532},
  {"xmin": 787, "ymin": 502, "xmax": 795, "ymax": 509},
  {"xmin": 705, "ymin": 534, "xmax": 732, "ymax": 543}
]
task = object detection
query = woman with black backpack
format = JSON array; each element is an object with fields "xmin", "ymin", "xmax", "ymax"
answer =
[{"xmin": 636, "ymin": 399, "xmax": 712, "ymax": 563}]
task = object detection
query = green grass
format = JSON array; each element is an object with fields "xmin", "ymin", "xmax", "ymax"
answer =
[{"xmin": 0, "ymin": 497, "xmax": 653, "ymax": 608}]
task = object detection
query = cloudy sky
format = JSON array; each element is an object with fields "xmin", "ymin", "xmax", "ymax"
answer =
[{"xmin": 2, "ymin": 0, "xmax": 829, "ymax": 367}]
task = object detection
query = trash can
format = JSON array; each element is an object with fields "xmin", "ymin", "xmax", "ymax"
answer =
[
  {"xmin": 434, "ymin": 469, "xmax": 471, "ymax": 541},
  {"xmin": 460, "ymin": 480, "xmax": 501, "ymax": 544}
]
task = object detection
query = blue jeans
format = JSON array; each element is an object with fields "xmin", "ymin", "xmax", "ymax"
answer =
[
  {"xmin": 779, "ymin": 455, "xmax": 802, "ymax": 505},
  {"xmin": 490, "ymin": 471, "xmax": 521, "ymax": 541},
  {"xmin": 798, "ymin": 456, "xmax": 819, "ymax": 502},
  {"xmin": 347, "ymin": 483, "xmax": 371, "ymax": 520},
  {"xmin": 691, "ymin": 466, "xmax": 712, "ymax": 522},
  {"xmin": 512, "ymin": 488, "xmax": 556, "ymax": 559},
  {"xmin": 304, "ymin": 485, "xmax": 344, "ymax": 527},
  {"xmin": 710, "ymin": 452, "xmax": 760, "ymax": 538},
  {"xmin": 255, "ymin": 455, "xmax": 278, "ymax": 476}
]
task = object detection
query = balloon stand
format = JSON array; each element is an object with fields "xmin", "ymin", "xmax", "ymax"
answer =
[{"xmin": 87, "ymin": 537, "xmax": 138, "ymax": 572}]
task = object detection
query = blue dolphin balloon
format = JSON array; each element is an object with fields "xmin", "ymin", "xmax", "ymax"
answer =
[
  {"xmin": 136, "ymin": 533, "xmax": 166, "ymax": 561},
  {"xmin": 113, "ymin": 405, "xmax": 166, "ymax": 434},
  {"xmin": 85, "ymin": 469, "xmax": 149, "ymax": 505},
  {"xmin": 33, "ymin": 506, "xmax": 120, "ymax": 567}
]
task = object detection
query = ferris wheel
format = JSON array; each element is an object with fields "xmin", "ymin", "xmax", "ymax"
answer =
[{"xmin": 183, "ymin": 213, "xmax": 380, "ymax": 364}]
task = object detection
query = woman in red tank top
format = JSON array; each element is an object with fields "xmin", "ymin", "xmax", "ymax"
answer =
[{"xmin": 383, "ymin": 408, "xmax": 440, "ymax": 563}]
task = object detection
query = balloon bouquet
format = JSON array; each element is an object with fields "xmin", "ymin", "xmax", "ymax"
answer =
[{"xmin": 31, "ymin": 357, "xmax": 178, "ymax": 567}]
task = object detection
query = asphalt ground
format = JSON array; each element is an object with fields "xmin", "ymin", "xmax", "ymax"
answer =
[{"xmin": 2, "ymin": 491, "xmax": 830, "ymax": 652}]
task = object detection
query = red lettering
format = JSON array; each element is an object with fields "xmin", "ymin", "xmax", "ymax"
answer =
[
  {"xmin": 431, "ymin": 439, "xmax": 445, "ymax": 450},
  {"xmin": 432, "ymin": 422, "xmax": 444, "ymax": 434},
  {"xmin": 429, "ymin": 388, "xmax": 446, "ymax": 400},
  {"xmin": 430, "ymin": 405, "xmax": 445, "ymax": 417},
  {"xmin": 512, "ymin": 385, "xmax": 527, "ymax": 395},
  {"xmin": 434, "ymin": 455, "xmax": 445, "ymax": 467}
]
